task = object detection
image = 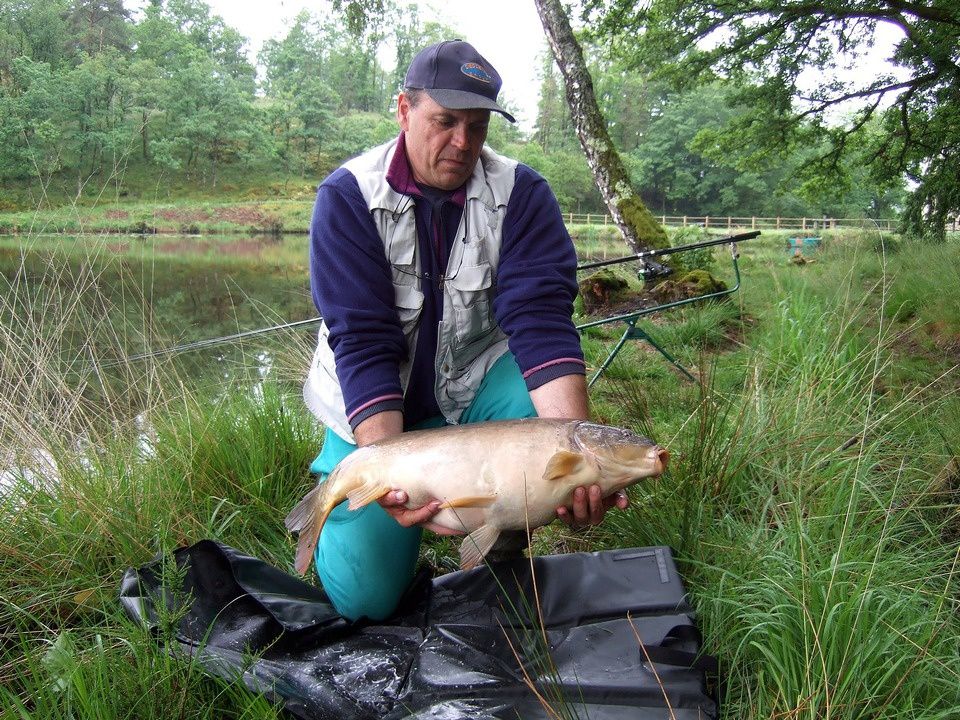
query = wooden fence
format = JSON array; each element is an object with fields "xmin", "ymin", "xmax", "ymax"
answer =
[{"xmin": 564, "ymin": 214, "xmax": 910, "ymax": 232}]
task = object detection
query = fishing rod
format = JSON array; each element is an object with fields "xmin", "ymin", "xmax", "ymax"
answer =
[
  {"xmin": 108, "ymin": 230, "xmax": 759, "ymax": 366},
  {"xmin": 100, "ymin": 317, "xmax": 324, "ymax": 368},
  {"xmin": 576, "ymin": 230, "xmax": 760, "ymax": 273}
]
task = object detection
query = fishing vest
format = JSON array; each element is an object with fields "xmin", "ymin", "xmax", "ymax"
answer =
[{"xmin": 304, "ymin": 138, "xmax": 518, "ymax": 442}]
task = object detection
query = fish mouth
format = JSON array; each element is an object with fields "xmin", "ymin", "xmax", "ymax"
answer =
[
  {"xmin": 598, "ymin": 444, "xmax": 670, "ymax": 482},
  {"xmin": 654, "ymin": 446, "xmax": 670, "ymax": 473}
]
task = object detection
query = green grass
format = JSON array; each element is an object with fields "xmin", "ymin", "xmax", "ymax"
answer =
[
  {"xmin": 0, "ymin": 199, "xmax": 316, "ymax": 236},
  {"xmin": 0, "ymin": 158, "xmax": 323, "ymax": 235},
  {"xmin": 2, "ymin": 227, "xmax": 959, "ymax": 718},
  {"xmin": 582, "ymin": 231, "xmax": 959, "ymax": 716}
]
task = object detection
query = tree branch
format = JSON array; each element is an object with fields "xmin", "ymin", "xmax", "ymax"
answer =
[{"xmin": 794, "ymin": 74, "xmax": 935, "ymax": 118}]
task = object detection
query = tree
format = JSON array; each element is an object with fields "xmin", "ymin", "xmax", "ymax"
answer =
[
  {"xmin": 534, "ymin": 51, "xmax": 578, "ymax": 155},
  {"xmin": 0, "ymin": 0, "xmax": 72, "ymax": 78},
  {"xmin": 0, "ymin": 57, "xmax": 68, "ymax": 180},
  {"xmin": 131, "ymin": 0, "xmax": 266, "ymax": 181},
  {"xmin": 322, "ymin": 19, "xmax": 387, "ymax": 113},
  {"xmin": 259, "ymin": 11, "xmax": 338, "ymax": 174},
  {"xmin": 388, "ymin": 3, "xmax": 454, "ymax": 100},
  {"xmin": 63, "ymin": 48, "xmax": 137, "ymax": 182},
  {"xmin": 533, "ymin": 0, "xmax": 668, "ymax": 254},
  {"xmin": 62, "ymin": 0, "xmax": 132, "ymax": 58},
  {"xmin": 582, "ymin": 0, "xmax": 960, "ymax": 240}
]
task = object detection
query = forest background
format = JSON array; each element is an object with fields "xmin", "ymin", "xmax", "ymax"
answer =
[
  {"xmin": 0, "ymin": 0, "xmax": 917, "ymax": 225},
  {"xmin": 3, "ymin": 2, "xmax": 960, "ymax": 718}
]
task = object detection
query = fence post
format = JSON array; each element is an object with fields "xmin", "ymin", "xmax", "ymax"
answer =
[
  {"xmin": 728, "ymin": 216, "xmax": 732, "ymax": 229},
  {"xmin": 802, "ymin": 217, "xmax": 807, "ymax": 231},
  {"xmin": 604, "ymin": 214, "xmax": 608, "ymax": 226},
  {"xmin": 776, "ymin": 217, "xmax": 781, "ymax": 229},
  {"xmin": 683, "ymin": 216, "xmax": 687, "ymax": 227},
  {"xmin": 752, "ymin": 216, "xmax": 756, "ymax": 230},
  {"xmin": 704, "ymin": 216, "xmax": 710, "ymax": 228}
]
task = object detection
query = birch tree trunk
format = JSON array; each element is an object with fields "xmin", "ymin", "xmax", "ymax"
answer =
[{"xmin": 533, "ymin": 0, "xmax": 668, "ymax": 254}]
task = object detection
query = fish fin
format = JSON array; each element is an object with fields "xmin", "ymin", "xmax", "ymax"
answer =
[
  {"xmin": 284, "ymin": 482, "xmax": 336, "ymax": 576},
  {"xmin": 542, "ymin": 450, "xmax": 587, "ymax": 482},
  {"xmin": 345, "ymin": 478, "xmax": 391, "ymax": 511},
  {"xmin": 459, "ymin": 524, "xmax": 501, "ymax": 570},
  {"xmin": 438, "ymin": 495, "xmax": 497, "ymax": 510}
]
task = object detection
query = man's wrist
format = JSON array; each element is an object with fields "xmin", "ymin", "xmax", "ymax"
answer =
[
  {"xmin": 529, "ymin": 374, "xmax": 589, "ymax": 420},
  {"xmin": 348, "ymin": 395, "xmax": 404, "ymax": 432},
  {"xmin": 354, "ymin": 410, "xmax": 404, "ymax": 447}
]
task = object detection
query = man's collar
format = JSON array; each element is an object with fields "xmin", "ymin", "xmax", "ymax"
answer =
[{"xmin": 386, "ymin": 132, "xmax": 467, "ymax": 207}]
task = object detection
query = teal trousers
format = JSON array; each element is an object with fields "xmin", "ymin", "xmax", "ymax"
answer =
[{"xmin": 308, "ymin": 352, "xmax": 537, "ymax": 621}]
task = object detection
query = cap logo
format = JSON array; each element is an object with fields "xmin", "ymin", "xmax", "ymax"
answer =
[{"xmin": 460, "ymin": 62, "xmax": 492, "ymax": 83}]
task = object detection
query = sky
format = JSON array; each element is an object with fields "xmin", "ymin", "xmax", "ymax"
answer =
[{"xmin": 201, "ymin": 0, "xmax": 551, "ymax": 131}]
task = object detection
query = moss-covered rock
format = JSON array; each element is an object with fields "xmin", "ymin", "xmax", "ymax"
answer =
[
  {"xmin": 578, "ymin": 269, "xmax": 631, "ymax": 312},
  {"xmin": 650, "ymin": 270, "xmax": 728, "ymax": 303}
]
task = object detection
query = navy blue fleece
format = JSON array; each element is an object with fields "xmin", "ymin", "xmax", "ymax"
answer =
[{"xmin": 309, "ymin": 136, "xmax": 584, "ymax": 430}]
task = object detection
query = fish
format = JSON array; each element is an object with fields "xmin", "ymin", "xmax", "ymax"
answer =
[{"xmin": 285, "ymin": 418, "xmax": 670, "ymax": 574}]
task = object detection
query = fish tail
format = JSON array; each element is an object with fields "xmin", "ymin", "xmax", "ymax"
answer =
[{"xmin": 284, "ymin": 475, "xmax": 341, "ymax": 575}]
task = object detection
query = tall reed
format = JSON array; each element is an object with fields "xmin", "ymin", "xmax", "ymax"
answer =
[
  {"xmin": 594, "ymin": 239, "xmax": 960, "ymax": 718},
  {"xmin": 0, "ymin": 237, "xmax": 318, "ymax": 718}
]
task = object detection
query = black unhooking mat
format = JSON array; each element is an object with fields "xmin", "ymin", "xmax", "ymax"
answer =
[{"xmin": 119, "ymin": 540, "xmax": 718, "ymax": 719}]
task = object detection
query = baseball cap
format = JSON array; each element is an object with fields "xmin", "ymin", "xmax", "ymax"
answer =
[{"xmin": 404, "ymin": 40, "xmax": 516, "ymax": 123}]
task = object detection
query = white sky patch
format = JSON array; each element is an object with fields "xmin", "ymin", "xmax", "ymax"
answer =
[{"xmin": 794, "ymin": 20, "xmax": 910, "ymax": 123}]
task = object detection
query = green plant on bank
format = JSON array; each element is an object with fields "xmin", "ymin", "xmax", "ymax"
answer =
[
  {"xmin": 0, "ymin": 199, "xmax": 315, "ymax": 237},
  {"xmin": 1, "ymin": 227, "xmax": 959, "ymax": 718},
  {"xmin": 575, "ymin": 234, "xmax": 960, "ymax": 717},
  {"xmin": 0, "ymin": 241, "xmax": 319, "ymax": 718}
]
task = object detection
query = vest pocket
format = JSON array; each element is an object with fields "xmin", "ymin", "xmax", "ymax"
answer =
[
  {"xmin": 394, "ymin": 282, "xmax": 424, "ymax": 334},
  {"xmin": 447, "ymin": 264, "xmax": 495, "ymax": 346},
  {"xmin": 383, "ymin": 209, "xmax": 416, "ymax": 265}
]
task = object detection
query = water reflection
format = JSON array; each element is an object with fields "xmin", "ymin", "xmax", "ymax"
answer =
[
  {"xmin": 0, "ymin": 233, "xmax": 317, "ymax": 460},
  {"xmin": 100, "ymin": 235, "xmax": 284, "ymax": 260}
]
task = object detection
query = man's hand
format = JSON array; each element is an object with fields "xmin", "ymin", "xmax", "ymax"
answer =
[
  {"xmin": 378, "ymin": 490, "xmax": 466, "ymax": 535},
  {"xmin": 556, "ymin": 485, "xmax": 629, "ymax": 529},
  {"xmin": 356, "ymin": 413, "xmax": 465, "ymax": 535}
]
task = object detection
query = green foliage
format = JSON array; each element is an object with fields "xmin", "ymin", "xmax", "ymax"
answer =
[
  {"xmin": 505, "ymin": 141, "xmax": 601, "ymax": 213},
  {"xmin": 0, "ymin": 388, "xmax": 317, "ymax": 718},
  {"xmin": 668, "ymin": 227, "xmax": 715, "ymax": 272},
  {"xmin": 534, "ymin": 39, "xmax": 905, "ymax": 219},
  {"xmin": 1, "ymin": 0, "xmax": 920, "ymax": 225},
  {"xmin": 582, "ymin": 0, "xmax": 959, "ymax": 238},
  {"xmin": 325, "ymin": 112, "xmax": 398, "ymax": 161},
  {"xmin": 582, "ymin": 235, "xmax": 960, "ymax": 717},
  {"xmin": 0, "ymin": 0, "xmax": 445, "ymax": 200}
]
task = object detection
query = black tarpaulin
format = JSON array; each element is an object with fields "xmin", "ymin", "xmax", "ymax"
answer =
[{"xmin": 119, "ymin": 540, "xmax": 717, "ymax": 719}]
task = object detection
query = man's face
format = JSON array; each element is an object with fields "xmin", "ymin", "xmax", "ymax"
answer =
[{"xmin": 397, "ymin": 92, "xmax": 490, "ymax": 191}]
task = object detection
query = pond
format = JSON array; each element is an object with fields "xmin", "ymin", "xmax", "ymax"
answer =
[{"xmin": 0, "ymin": 233, "xmax": 321, "ymax": 459}]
